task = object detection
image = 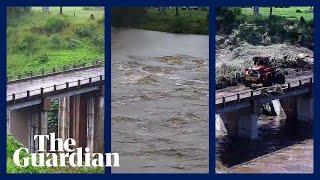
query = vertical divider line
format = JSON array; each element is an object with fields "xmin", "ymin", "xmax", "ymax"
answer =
[
  {"xmin": 105, "ymin": 1, "xmax": 112, "ymax": 175},
  {"xmin": 209, "ymin": 0, "xmax": 216, "ymax": 175},
  {"xmin": 313, "ymin": 1, "xmax": 318, "ymax": 174},
  {"xmin": 1, "ymin": 4, "xmax": 7, "ymax": 175}
]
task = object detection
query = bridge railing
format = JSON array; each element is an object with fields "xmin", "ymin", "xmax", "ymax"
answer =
[
  {"xmin": 216, "ymin": 77, "xmax": 312, "ymax": 105},
  {"xmin": 7, "ymin": 75, "xmax": 104, "ymax": 102},
  {"xmin": 7, "ymin": 60, "xmax": 104, "ymax": 83}
]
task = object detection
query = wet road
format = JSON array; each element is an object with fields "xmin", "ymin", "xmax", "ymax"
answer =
[{"xmin": 111, "ymin": 28, "xmax": 209, "ymax": 173}]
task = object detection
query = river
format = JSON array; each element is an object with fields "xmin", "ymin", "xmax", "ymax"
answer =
[
  {"xmin": 216, "ymin": 114, "xmax": 313, "ymax": 173},
  {"xmin": 111, "ymin": 28, "xmax": 209, "ymax": 173}
]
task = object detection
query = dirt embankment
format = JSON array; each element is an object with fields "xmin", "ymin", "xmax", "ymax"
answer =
[{"xmin": 216, "ymin": 34, "xmax": 313, "ymax": 89}]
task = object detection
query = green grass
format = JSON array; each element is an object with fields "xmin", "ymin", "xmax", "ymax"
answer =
[
  {"xmin": 7, "ymin": 7, "xmax": 104, "ymax": 80},
  {"xmin": 241, "ymin": 7, "xmax": 313, "ymax": 22},
  {"xmin": 7, "ymin": 135, "xmax": 104, "ymax": 174}
]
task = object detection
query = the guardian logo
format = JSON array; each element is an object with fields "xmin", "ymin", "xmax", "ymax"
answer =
[{"xmin": 13, "ymin": 133, "xmax": 120, "ymax": 168}]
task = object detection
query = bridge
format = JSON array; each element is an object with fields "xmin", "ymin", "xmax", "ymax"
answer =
[
  {"xmin": 7, "ymin": 61, "xmax": 105, "ymax": 153},
  {"xmin": 216, "ymin": 75, "xmax": 313, "ymax": 139}
]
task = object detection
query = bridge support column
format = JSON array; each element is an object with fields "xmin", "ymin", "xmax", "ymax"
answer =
[
  {"xmin": 216, "ymin": 108, "xmax": 258, "ymax": 140},
  {"xmin": 58, "ymin": 97, "xmax": 70, "ymax": 141},
  {"xmin": 67, "ymin": 91, "xmax": 104, "ymax": 153},
  {"xmin": 238, "ymin": 114, "xmax": 258, "ymax": 140},
  {"xmin": 7, "ymin": 110, "xmax": 11, "ymax": 134},
  {"xmin": 95, "ymin": 95, "xmax": 104, "ymax": 153},
  {"xmin": 9, "ymin": 105, "xmax": 48, "ymax": 152},
  {"xmin": 270, "ymin": 99, "xmax": 284, "ymax": 116},
  {"xmin": 215, "ymin": 114, "xmax": 227, "ymax": 137},
  {"xmin": 296, "ymin": 95, "xmax": 313, "ymax": 123}
]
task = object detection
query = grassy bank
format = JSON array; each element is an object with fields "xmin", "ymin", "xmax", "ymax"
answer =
[
  {"xmin": 7, "ymin": 7, "xmax": 104, "ymax": 80},
  {"xmin": 7, "ymin": 135, "xmax": 104, "ymax": 174},
  {"xmin": 112, "ymin": 8, "xmax": 209, "ymax": 34},
  {"xmin": 241, "ymin": 7, "xmax": 313, "ymax": 22}
]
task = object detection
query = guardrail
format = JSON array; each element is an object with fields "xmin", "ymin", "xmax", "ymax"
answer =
[
  {"xmin": 7, "ymin": 74, "xmax": 104, "ymax": 102},
  {"xmin": 7, "ymin": 60, "xmax": 104, "ymax": 84},
  {"xmin": 216, "ymin": 77, "xmax": 313, "ymax": 106}
]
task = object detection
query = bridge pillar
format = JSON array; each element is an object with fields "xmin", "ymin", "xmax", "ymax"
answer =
[
  {"xmin": 67, "ymin": 91, "xmax": 104, "ymax": 153},
  {"xmin": 296, "ymin": 95, "xmax": 313, "ymax": 123},
  {"xmin": 58, "ymin": 97, "xmax": 70, "ymax": 141},
  {"xmin": 215, "ymin": 114, "xmax": 227, "ymax": 137},
  {"xmin": 270, "ymin": 99, "xmax": 284, "ymax": 116},
  {"xmin": 280, "ymin": 97, "xmax": 297, "ymax": 121},
  {"xmin": 216, "ymin": 105, "xmax": 258, "ymax": 140},
  {"xmin": 95, "ymin": 95, "xmax": 104, "ymax": 153},
  {"xmin": 238, "ymin": 114, "xmax": 258, "ymax": 139},
  {"xmin": 8, "ymin": 105, "xmax": 48, "ymax": 152},
  {"xmin": 7, "ymin": 110, "xmax": 11, "ymax": 134}
]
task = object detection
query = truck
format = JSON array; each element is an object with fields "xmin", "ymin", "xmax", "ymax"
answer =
[{"xmin": 244, "ymin": 56, "xmax": 285, "ymax": 87}]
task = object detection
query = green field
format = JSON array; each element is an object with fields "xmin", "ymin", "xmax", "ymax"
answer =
[
  {"xmin": 7, "ymin": 7, "xmax": 104, "ymax": 80},
  {"xmin": 241, "ymin": 7, "xmax": 313, "ymax": 22}
]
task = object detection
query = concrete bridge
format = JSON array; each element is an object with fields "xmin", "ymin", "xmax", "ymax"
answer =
[
  {"xmin": 7, "ymin": 62, "xmax": 105, "ymax": 153},
  {"xmin": 216, "ymin": 75, "xmax": 313, "ymax": 139}
]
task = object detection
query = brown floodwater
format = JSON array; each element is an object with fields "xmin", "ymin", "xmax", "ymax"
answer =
[
  {"xmin": 216, "ymin": 115, "xmax": 313, "ymax": 173},
  {"xmin": 111, "ymin": 28, "xmax": 209, "ymax": 173}
]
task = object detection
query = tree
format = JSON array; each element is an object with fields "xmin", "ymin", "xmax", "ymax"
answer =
[
  {"xmin": 60, "ymin": 6, "xmax": 63, "ymax": 14},
  {"xmin": 269, "ymin": 7, "xmax": 273, "ymax": 18},
  {"xmin": 253, "ymin": 6, "xmax": 260, "ymax": 16},
  {"xmin": 175, "ymin": 7, "xmax": 179, "ymax": 16}
]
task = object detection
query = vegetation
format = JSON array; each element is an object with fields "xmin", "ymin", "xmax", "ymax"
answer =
[
  {"xmin": 7, "ymin": 7, "xmax": 104, "ymax": 80},
  {"xmin": 112, "ymin": 7, "xmax": 209, "ymax": 35},
  {"xmin": 7, "ymin": 135, "xmax": 104, "ymax": 173},
  {"xmin": 217, "ymin": 7, "xmax": 313, "ymax": 49}
]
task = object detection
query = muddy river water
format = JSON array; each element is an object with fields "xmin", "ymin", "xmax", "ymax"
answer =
[
  {"xmin": 216, "ymin": 115, "xmax": 313, "ymax": 173},
  {"xmin": 111, "ymin": 28, "xmax": 209, "ymax": 173}
]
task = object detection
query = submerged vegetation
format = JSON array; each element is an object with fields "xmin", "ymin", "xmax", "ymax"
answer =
[{"xmin": 7, "ymin": 7, "xmax": 104, "ymax": 80}]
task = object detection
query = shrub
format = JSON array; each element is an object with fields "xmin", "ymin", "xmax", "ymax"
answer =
[
  {"xmin": 66, "ymin": 37, "xmax": 80, "ymax": 49},
  {"xmin": 44, "ymin": 16, "xmax": 70, "ymax": 33},
  {"xmin": 75, "ymin": 24, "xmax": 95, "ymax": 37},
  {"xmin": 91, "ymin": 34, "xmax": 104, "ymax": 50},
  {"xmin": 16, "ymin": 34, "xmax": 38, "ymax": 54},
  {"xmin": 49, "ymin": 34, "xmax": 65, "ymax": 49},
  {"xmin": 169, "ymin": 17, "xmax": 191, "ymax": 33}
]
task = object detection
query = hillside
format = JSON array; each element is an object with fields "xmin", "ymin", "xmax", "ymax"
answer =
[{"xmin": 7, "ymin": 7, "xmax": 104, "ymax": 80}]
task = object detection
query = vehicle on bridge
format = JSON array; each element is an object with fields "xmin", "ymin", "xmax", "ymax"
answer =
[{"xmin": 244, "ymin": 56, "xmax": 285, "ymax": 87}]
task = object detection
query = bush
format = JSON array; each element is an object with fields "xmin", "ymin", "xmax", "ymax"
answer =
[
  {"xmin": 49, "ymin": 34, "xmax": 65, "ymax": 49},
  {"xmin": 75, "ymin": 24, "xmax": 95, "ymax": 37},
  {"xmin": 111, "ymin": 8, "xmax": 147, "ymax": 27},
  {"xmin": 16, "ymin": 34, "xmax": 38, "ymax": 54},
  {"xmin": 91, "ymin": 34, "xmax": 104, "ymax": 50},
  {"xmin": 169, "ymin": 17, "xmax": 191, "ymax": 33},
  {"xmin": 66, "ymin": 37, "xmax": 80, "ymax": 49},
  {"xmin": 44, "ymin": 16, "xmax": 70, "ymax": 33}
]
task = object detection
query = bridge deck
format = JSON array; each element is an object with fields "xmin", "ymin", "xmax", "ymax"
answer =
[{"xmin": 7, "ymin": 66, "xmax": 104, "ymax": 102}]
